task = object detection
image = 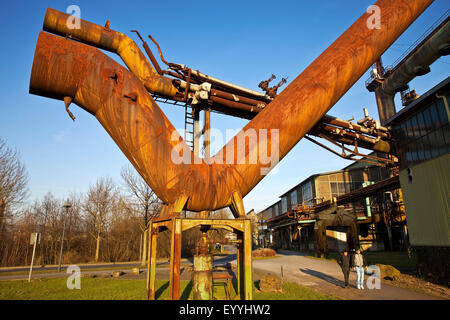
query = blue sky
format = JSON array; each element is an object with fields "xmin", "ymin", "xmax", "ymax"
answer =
[{"xmin": 0, "ymin": 0, "xmax": 448, "ymax": 212}]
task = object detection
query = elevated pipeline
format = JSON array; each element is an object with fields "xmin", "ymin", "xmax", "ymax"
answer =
[
  {"xmin": 30, "ymin": 0, "xmax": 433, "ymax": 213},
  {"xmin": 42, "ymin": 8, "xmax": 178, "ymax": 99},
  {"xmin": 376, "ymin": 15, "xmax": 450, "ymax": 123}
]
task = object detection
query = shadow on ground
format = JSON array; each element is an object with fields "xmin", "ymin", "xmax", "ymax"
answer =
[{"xmin": 299, "ymin": 268, "xmax": 351, "ymax": 288}]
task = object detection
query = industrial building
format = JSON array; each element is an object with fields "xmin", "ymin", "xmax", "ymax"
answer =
[
  {"xmin": 386, "ymin": 77, "xmax": 449, "ymax": 284},
  {"xmin": 256, "ymin": 11, "xmax": 449, "ymax": 285},
  {"xmin": 27, "ymin": 2, "xmax": 448, "ymax": 300},
  {"xmin": 258, "ymin": 158, "xmax": 405, "ymax": 254}
]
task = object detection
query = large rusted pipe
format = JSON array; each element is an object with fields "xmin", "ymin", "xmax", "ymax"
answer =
[
  {"xmin": 30, "ymin": 0, "xmax": 433, "ymax": 213},
  {"xmin": 42, "ymin": 8, "xmax": 178, "ymax": 99}
]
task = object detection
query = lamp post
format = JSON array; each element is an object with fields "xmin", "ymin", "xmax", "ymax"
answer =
[
  {"xmin": 58, "ymin": 199, "xmax": 71, "ymax": 272},
  {"xmin": 258, "ymin": 219, "xmax": 266, "ymax": 254}
]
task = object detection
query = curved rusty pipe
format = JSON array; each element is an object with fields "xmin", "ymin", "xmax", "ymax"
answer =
[
  {"xmin": 42, "ymin": 7, "xmax": 178, "ymax": 99},
  {"xmin": 30, "ymin": 0, "xmax": 433, "ymax": 214},
  {"xmin": 30, "ymin": 31, "xmax": 246, "ymax": 213}
]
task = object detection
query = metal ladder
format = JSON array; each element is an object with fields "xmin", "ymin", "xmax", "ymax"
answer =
[{"xmin": 184, "ymin": 104, "xmax": 195, "ymax": 150}]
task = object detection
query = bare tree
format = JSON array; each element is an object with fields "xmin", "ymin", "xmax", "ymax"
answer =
[
  {"xmin": 36, "ymin": 193, "xmax": 62, "ymax": 265},
  {"xmin": 83, "ymin": 177, "xmax": 117, "ymax": 262},
  {"xmin": 121, "ymin": 165, "xmax": 160, "ymax": 265},
  {"xmin": 0, "ymin": 138, "xmax": 29, "ymax": 237}
]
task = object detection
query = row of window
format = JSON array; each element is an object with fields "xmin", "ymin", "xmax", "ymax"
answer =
[
  {"xmin": 267, "ymin": 180, "xmax": 369, "ymax": 217},
  {"xmin": 393, "ymin": 98, "xmax": 448, "ymax": 146},
  {"xmin": 403, "ymin": 124, "xmax": 449, "ymax": 165},
  {"xmin": 393, "ymin": 96, "xmax": 450, "ymax": 168}
]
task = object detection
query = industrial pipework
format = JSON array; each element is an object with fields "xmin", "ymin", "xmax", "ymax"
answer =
[
  {"xmin": 369, "ymin": 12, "xmax": 449, "ymax": 123},
  {"xmin": 30, "ymin": 0, "xmax": 433, "ymax": 216}
]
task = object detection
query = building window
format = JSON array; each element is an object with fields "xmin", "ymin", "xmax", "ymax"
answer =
[
  {"xmin": 302, "ymin": 182, "xmax": 313, "ymax": 205},
  {"xmin": 290, "ymin": 190, "xmax": 298, "ymax": 207},
  {"xmin": 330, "ymin": 182, "xmax": 346, "ymax": 198},
  {"xmin": 281, "ymin": 197, "xmax": 287, "ymax": 214},
  {"xmin": 393, "ymin": 94, "xmax": 450, "ymax": 168}
]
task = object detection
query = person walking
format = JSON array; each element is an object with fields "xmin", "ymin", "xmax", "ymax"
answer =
[
  {"xmin": 353, "ymin": 248, "xmax": 368, "ymax": 289},
  {"xmin": 337, "ymin": 249, "xmax": 351, "ymax": 288}
]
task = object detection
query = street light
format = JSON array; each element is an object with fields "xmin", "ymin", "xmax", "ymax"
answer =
[
  {"xmin": 258, "ymin": 219, "xmax": 266, "ymax": 254},
  {"xmin": 58, "ymin": 199, "xmax": 71, "ymax": 272}
]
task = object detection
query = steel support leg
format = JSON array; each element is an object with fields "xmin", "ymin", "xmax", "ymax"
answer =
[
  {"xmin": 169, "ymin": 218, "xmax": 182, "ymax": 300},
  {"xmin": 236, "ymin": 232, "xmax": 244, "ymax": 299},
  {"xmin": 243, "ymin": 219, "xmax": 253, "ymax": 300},
  {"xmin": 147, "ymin": 223, "xmax": 158, "ymax": 300}
]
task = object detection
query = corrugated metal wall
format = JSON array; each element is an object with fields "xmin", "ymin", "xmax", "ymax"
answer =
[{"xmin": 400, "ymin": 153, "xmax": 450, "ymax": 246}]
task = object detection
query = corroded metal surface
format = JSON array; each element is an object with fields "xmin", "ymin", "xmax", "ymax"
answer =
[
  {"xmin": 42, "ymin": 8, "xmax": 178, "ymax": 99},
  {"xmin": 193, "ymin": 254, "xmax": 213, "ymax": 300},
  {"xmin": 146, "ymin": 218, "xmax": 253, "ymax": 300},
  {"xmin": 30, "ymin": 0, "xmax": 433, "ymax": 214}
]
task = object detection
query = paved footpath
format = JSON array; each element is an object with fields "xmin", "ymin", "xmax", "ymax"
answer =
[
  {"xmin": 250, "ymin": 250, "xmax": 441, "ymax": 300},
  {"xmin": 253, "ymin": 250, "xmax": 438, "ymax": 300}
]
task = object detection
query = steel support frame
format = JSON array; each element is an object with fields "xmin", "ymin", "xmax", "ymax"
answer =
[{"xmin": 147, "ymin": 217, "xmax": 253, "ymax": 300}]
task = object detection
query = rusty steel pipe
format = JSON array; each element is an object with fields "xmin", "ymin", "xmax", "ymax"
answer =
[
  {"xmin": 210, "ymin": 96, "xmax": 264, "ymax": 114},
  {"xmin": 322, "ymin": 115, "xmax": 389, "ymax": 139},
  {"xmin": 309, "ymin": 129, "xmax": 392, "ymax": 154},
  {"xmin": 30, "ymin": 0, "xmax": 432, "ymax": 213},
  {"xmin": 42, "ymin": 8, "xmax": 178, "ymax": 99},
  {"xmin": 210, "ymin": 89, "xmax": 268, "ymax": 106},
  {"xmin": 319, "ymin": 124, "xmax": 382, "ymax": 145},
  {"xmin": 131, "ymin": 30, "xmax": 164, "ymax": 75}
]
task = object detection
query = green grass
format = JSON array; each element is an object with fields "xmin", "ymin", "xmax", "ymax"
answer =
[
  {"xmin": 254, "ymin": 282, "xmax": 341, "ymax": 300},
  {"xmin": 0, "ymin": 277, "xmax": 339, "ymax": 300},
  {"xmin": 253, "ymin": 255, "xmax": 281, "ymax": 261},
  {"xmin": 363, "ymin": 251, "xmax": 417, "ymax": 270},
  {"xmin": 0, "ymin": 263, "xmax": 191, "ymax": 277}
]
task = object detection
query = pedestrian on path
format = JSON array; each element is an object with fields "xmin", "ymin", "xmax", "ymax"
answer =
[
  {"xmin": 353, "ymin": 248, "xmax": 368, "ymax": 289},
  {"xmin": 337, "ymin": 249, "xmax": 352, "ymax": 288}
]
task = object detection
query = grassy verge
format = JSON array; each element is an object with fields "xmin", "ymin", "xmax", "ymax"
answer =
[
  {"xmin": 0, "ymin": 263, "xmax": 191, "ymax": 277},
  {"xmin": 253, "ymin": 255, "xmax": 281, "ymax": 261},
  {"xmin": 0, "ymin": 277, "xmax": 339, "ymax": 300}
]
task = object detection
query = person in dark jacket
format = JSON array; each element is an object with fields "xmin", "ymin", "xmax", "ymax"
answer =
[{"xmin": 337, "ymin": 249, "xmax": 352, "ymax": 288}]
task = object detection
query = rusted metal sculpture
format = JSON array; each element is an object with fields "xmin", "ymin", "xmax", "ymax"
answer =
[
  {"xmin": 29, "ymin": 0, "xmax": 433, "ymax": 300},
  {"xmin": 31, "ymin": 0, "xmax": 432, "ymax": 214}
]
